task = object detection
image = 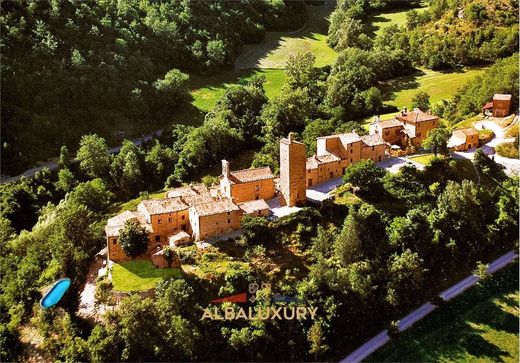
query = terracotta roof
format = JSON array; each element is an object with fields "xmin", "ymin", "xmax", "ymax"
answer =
[
  {"xmin": 317, "ymin": 153, "xmax": 341, "ymax": 163},
  {"xmin": 190, "ymin": 199, "xmax": 241, "ymax": 217},
  {"xmin": 461, "ymin": 127, "xmax": 479, "ymax": 136},
  {"xmin": 396, "ymin": 109, "xmax": 439, "ymax": 123},
  {"xmin": 377, "ymin": 118, "xmax": 404, "ymax": 128},
  {"xmin": 105, "ymin": 211, "xmax": 152, "ymax": 237},
  {"xmin": 448, "ymin": 130, "xmax": 466, "ymax": 147},
  {"xmin": 226, "ymin": 166, "xmax": 274, "ymax": 184},
  {"xmin": 361, "ymin": 134, "xmax": 385, "ymax": 146},
  {"xmin": 482, "ymin": 101, "xmax": 494, "ymax": 109},
  {"xmin": 166, "ymin": 183, "xmax": 209, "ymax": 198},
  {"xmin": 238, "ymin": 199, "xmax": 270, "ymax": 214},
  {"xmin": 493, "ymin": 94, "xmax": 512, "ymax": 101},
  {"xmin": 317, "ymin": 132, "xmax": 361, "ymax": 145},
  {"xmin": 181, "ymin": 193, "xmax": 214, "ymax": 206},
  {"xmin": 139, "ymin": 197, "xmax": 188, "ymax": 215},
  {"xmin": 168, "ymin": 231, "xmax": 191, "ymax": 245}
]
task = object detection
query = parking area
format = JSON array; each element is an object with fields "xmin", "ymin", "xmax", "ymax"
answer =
[{"xmin": 377, "ymin": 157, "xmax": 425, "ymax": 173}]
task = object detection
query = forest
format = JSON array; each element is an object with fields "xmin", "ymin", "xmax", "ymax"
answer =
[
  {"xmin": 0, "ymin": 0, "xmax": 518, "ymax": 361},
  {"xmin": 1, "ymin": 0, "xmax": 305, "ymax": 173}
]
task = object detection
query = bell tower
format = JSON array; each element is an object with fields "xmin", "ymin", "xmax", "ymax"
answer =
[{"xmin": 279, "ymin": 133, "xmax": 306, "ymax": 207}]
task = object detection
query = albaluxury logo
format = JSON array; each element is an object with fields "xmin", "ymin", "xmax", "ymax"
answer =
[{"xmin": 201, "ymin": 282, "xmax": 317, "ymax": 321}]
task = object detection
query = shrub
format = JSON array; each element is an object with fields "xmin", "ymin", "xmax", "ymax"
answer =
[{"xmin": 496, "ymin": 140, "xmax": 519, "ymax": 159}]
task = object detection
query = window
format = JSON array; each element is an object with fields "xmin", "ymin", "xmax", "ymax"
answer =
[
  {"xmin": 308, "ymin": 170, "xmax": 311, "ymax": 173},
  {"xmin": 350, "ymin": 158, "xmax": 353, "ymax": 163},
  {"xmin": 350, "ymin": 148, "xmax": 353, "ymax": 153},
  {"xmin": 216, "ymin": 222, "xmax": 218, "ymax": 225},
  {"xmin": 158, "ymin": 219, "xmax": 162, "ymax": 224},
  {"xmin": 385, "ymin": 130, "xmax": 390, "ymax": 135},
  {"xmin": 417, "ymin": 132, "xmax": 421, "ymax": 137},
  {"xmin": 155, "ymin": 235, "xmax": 160, "ymax": 242},
  {"xmin": 112, "ymin": 239, "xmax": 117, "ymax": 245},
  {"xmin": 255, "ymin": 195, "xmax": 259, "ymax": 200},
  {"xmin": 181, "ymin": 215, "xmax": 185, "ymax": 220},
  {"xmin": 227, "ymin": 219, "xmax": 231, "ymax": 224},
  {"xmin": 255, "ymin": 185, "xmax": 260, "ymax": 191},
  {"xmin": 168, "ymin": 218, "xmax": 172, "ymax": 223},
  {"xmin": 257, "ymin": 211, "xmax": 261, "ymax": 215},
  {"xmin": 308, "ymin": 179, "xmax": 313, "ymax": 187},
  {"xmin": 227, "ymin": 212, "xmax": 230, "ymax": 215},
  {"xmin": 372, "ymin": 146, "xmax": 375, "ymax": 151}
]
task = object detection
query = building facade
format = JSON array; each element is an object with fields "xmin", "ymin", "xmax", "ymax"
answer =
[
  {"xmin": 220, "ymin": 160, "xmax": 275, "ymax": 204},
  {"xmin": 448, "ymin": 127, "xmax": 480, "ymax": 151}
]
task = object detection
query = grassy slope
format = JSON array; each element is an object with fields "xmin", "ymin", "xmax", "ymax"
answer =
[
  {"xmin": 408, "ymin": 153, "xmax": 435, "ymax": 165},
  {"xmin": 234, "ymin": 1, "xmax": 337, "ymax": 70},
  {"xmin": 111, "ymin": 260, "xmax": 181, "ymax": 292},
  {"xmin": 365, "ymin": 5, "xmax": 428, "ymax": 39},
  {"xmin": 368, "ymin": 263, "xmax": 519, "ymax": 362},
  {"xmin": 381, "ymin": 67, "xmax": 488, "ymax": 109}
]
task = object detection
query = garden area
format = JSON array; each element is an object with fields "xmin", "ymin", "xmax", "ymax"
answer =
[{"xmin": 111, "ymin": 260, "xmax": 182, "ymax": 292}]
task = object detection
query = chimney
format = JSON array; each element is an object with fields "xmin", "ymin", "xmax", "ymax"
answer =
[
  {"xmin": 288, "ymin": 132, "xmax": 294, "ymax": 143},
  {"xmin": 222, "ymin": 159, "xmax": 230, "ymax": 177},
  {"xmin": 403, "ymin": 107, "xmax": 408, "ymax": 114},
  {"xmin": 377, "ymin": 115, "xmax": 380, "ymax": 122}
]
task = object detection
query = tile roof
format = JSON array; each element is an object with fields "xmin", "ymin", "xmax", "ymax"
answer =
[
  {"xmin": 396, "ymin": 109, "xmax": 439, "ymax": 123},
  {"xmin": 317, "ymin": 132, "xmax": 362, "ymax": 145},
  {"xmin": 226, "ymin": 166, "xmax": 275, "ymax": 184},
  {"xmin": 105, "ymin": 211, "xmax": 152, "ymax": 237},
  {"xmin": 168, "ymin": 231, "xmax": 191, "ymax": 245},
  {"xmin": 482, "ymin": 101, "xmax": 494, "ymax": 109},
  {"xmin": 377, "ymin": 118, "xmax": 404, "ymax": 128},
  {"xmin": 448, "ymin": 130, "xmax": 466, "ymax": 147},
  {"xmin": 317, "ymin": 153, "xmax": 341, "ymax": 163},
  {"xmin": 139, "ymin": 197, "xmax": 188, "ymax": 215},
  {"xmin": 238, "ymin": 199, "xmax": 270, "ymax": 214},
  {"xmin": 493, "ymin": 94, "xmax": 512, "ymax": 101},
  {"xmin": 181, "ymin": 193, "xmax": 215, "ymax": 206},
  {"xmin": 166, "ymin": 183, "xmax": 209, "ymax": 198},
  {"xmin": 306, "ymin": 156, "xmax": 319, "ymax": 170},
  {"xmin": 461, "ymin": 127, "xmax": 479, "ymax": 136},
  {"xmin": 361, "ymin": 134, "xmax": 385, "ymax": 146},
  {"xmin": 190, "ymin": 199, "xmax": 241, "ymax": 217}
]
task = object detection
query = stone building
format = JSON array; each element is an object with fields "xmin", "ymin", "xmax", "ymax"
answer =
[
  {"xmin": 369, "ymin": 117, "xmax": 405, "ymax": 145},
  {"xmin": 305, "ymin": 132, "xmax": 385, "ymax": 187},
  {"xmin": 189, "ymin": 199, "xmax": 242, "ymax": 241},
  {"xmin": 492, "ymin": 94, "xmax": 512, "ymax": 117},
  {"xmin": 220, "ymin": 160, "xmax": 275, "ymax": 203},
  {"xmin": 448, "ymin": 127, "xmax": 480, "ymax": 151},
  {"xmin": 280, "ymin": 133, "xmax": 307, "ymax": 207},
  {"xmin": 395, "ymin": 108, "xmax": 440, "ymax": 148}
]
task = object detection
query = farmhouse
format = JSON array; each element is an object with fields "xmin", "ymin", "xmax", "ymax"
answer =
[
  {"xmin": 220, "ymin": 160, "xmax": 275, "ymax": 203},
  {"xmin": 448, "ymin": 127, "xmax": 479, "ymax": 151},
  {"xmin": 482, "ymin": 94, "xmax": 512, "ymax": 117},
  {"xmin": 370, "ymin": 108, "xmax": 440, "ymax": 151},
  {"xmin": 305, "ymin": 132, "xmax": 385, "ymax": 187}
]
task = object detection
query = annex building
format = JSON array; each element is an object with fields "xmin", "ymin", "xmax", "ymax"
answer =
[{"xmin": 370, "ymin": 108, "xmax": 440, "ymax": 152}]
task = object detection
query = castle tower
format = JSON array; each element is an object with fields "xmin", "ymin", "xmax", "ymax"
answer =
[{"xmin": 279, "ymin": 133, "xmax": 306, "ymax": 207}]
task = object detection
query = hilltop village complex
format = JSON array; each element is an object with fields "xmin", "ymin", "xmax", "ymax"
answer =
[{"xmin": 106, "ymin": 95, "xmax": 513, "ymax": 266}]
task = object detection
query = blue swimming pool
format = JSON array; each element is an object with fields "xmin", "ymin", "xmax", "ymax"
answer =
[{"xmin": 40, "ymin": 278, "xmax": 71, "ymax": 309}]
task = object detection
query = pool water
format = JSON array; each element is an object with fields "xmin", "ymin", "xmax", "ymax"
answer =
[{"xmin": 40, "ymin": 278, "xmax": 71, "ymax": 309}]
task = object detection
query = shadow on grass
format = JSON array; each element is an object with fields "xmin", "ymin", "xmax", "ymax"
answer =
[{"xmin": 368, "ymin": 263, "xmax": 519, "ymax": 362}]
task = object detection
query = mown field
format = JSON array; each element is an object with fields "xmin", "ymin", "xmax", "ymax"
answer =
[
  {"xmin": 365, "ymin": 4, "xmax": 428, "ymax": 38},
  {"xmin": 111, "ymin": 260, "xmax": 182, "ymax": 292},
  {"xmin": 369, "ymin": 263, "xmax": 519, "ymax": 362}
]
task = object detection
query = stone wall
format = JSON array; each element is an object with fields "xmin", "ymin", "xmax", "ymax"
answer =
[{"xmin": 280, "ymin": 135, "xmax": 307, "ymax": 207}]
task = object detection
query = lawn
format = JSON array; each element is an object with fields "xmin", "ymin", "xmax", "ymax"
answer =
[
  {"xmin": 365, "ymin": 4, "xmax": 428, "ymax": 39},
  {"xmin": 408, "ymin": 153, "xmax": 436, "ymax": 165},
  {"xmin": 111, "ymin": 260, "xmax": 181, "ymax": 292},
  {"xmin": 368, "ymin": 263, "xmax": 519, "ymax": 362},
  {"xmin": 178, "ymin": 68, "xmax": 286, "ymax": 126},
  {"xmin": 234, "ymin": 2, "xmax": 337, "ymax": 70},
  {"xmin": 381, "ymin": 67, "xmax": 487, "ymax": 109}
]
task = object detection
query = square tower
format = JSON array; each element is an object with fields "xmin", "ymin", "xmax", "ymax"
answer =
[{"xmin": 279, "ymin": 133, "xmax": 306, "ymax": 207}]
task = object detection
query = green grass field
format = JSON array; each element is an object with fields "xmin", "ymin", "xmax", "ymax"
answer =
[
  {"xmin": 234, "ymin": 2, "xmax": 337, "ymax": 70},
  {"xmin": 408, "ymin": 153, "xmax": 436, "ymax": 165},
  {"xmin": 369, "ymin": 263, "xmax": 519, "ymax": 362},
  {"xmin": 381, "ymin": 67, "xmax": 487, "ymax": 109},
  {"xmin": 365, "ymin": 5, "xmax": 428, "ymax": 38},
  {"xmin": 111, "ymin": 260, "xmax": 181, "ymax": 292}
]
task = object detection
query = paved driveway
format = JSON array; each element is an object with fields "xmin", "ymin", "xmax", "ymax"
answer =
[{"xmin": 376, "ymin": 157, "xmax": 425, "ymax": 174}]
